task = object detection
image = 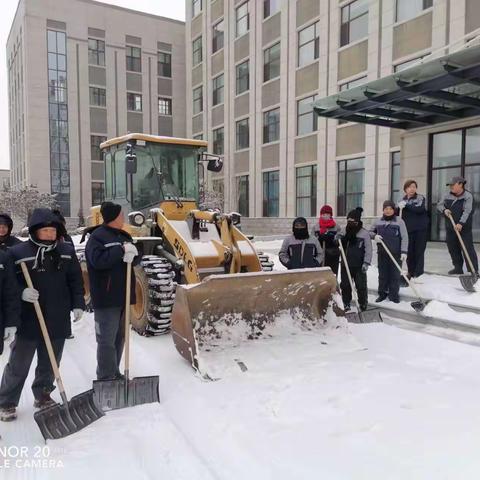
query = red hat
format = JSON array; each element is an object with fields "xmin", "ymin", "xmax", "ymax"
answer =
[{"xmin": 320, "ymin": 205, "xmax": 333, "ymax": 215}]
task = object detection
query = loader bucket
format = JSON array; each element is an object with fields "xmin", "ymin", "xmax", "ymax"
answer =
[{"xmin": 170, "ymin": 268, "xmax": 343, "ymax": 371}]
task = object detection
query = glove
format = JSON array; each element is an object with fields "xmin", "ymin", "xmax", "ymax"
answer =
[
  {"xmin": 361, "ymin": 263, "xmax": 369, "ymax": 273},
  {"xmin": 444, "ymin": 209, "xmax": 452, "ymax": 218},
  {"xmin": 123, "ymin": 243, "xmax": 138, "ymax": 263},
  {"xmin": 73, "ymin": 309, "xmax": 84, "ymax": 323},
  {"xmin": 22, "ymin": 287, "xmax": 39, "ymax": 303},
  {"xmin": 3, "ymin": 326, "xmax": 16, "ymax": 339},
  {"xmin": 374, "ymin": 234, "xmax": 383, "ymax": 244},
  {"xmin": 401, "ymin": 253, "xmax": 407, "ymax": 262},
  {"xmin": 397, "ymin": 200, "xmax": 407, "ymax": 209}
]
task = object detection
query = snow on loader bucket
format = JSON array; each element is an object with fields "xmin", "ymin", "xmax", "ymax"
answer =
[{"xmin": 170, "ymin": 268, "xmax": 345, "ymax": 375}]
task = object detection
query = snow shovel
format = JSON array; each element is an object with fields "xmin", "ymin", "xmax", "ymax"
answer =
[
  {"xmin": 93, "ymin": 261, "xmax": 159, "ymax": 411},
  {"xmin": 338, "ymin": 241, "xmax": 382, "ymax": 323},
  {"xmin": 377, "ymin": 239, "xmax": 429, "ymax": 312},
  {"xmin": 447, "ymin": 213, "xmax": 479, "ymax": 293},
  {"xmin": 20, "ymin": 262, "xmax": 104, "ymax": 441}
]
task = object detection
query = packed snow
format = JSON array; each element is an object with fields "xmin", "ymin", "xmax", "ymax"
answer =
[{"xmin": 2, "ymin": 239, "xmax": 480, "ymax": 479}]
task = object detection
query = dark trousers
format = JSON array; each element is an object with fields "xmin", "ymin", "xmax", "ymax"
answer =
[
  {"xmin": 407, "ymin": 229, "xmax": 428, "ymax": 278},
  {"xmin": 325, "ymin": 253, "xmax": 340, "ymax": 276},
  {"xmin": 378, "ymin": 252, "xmax": 401, "ymax": 301},
  {"xmin": 95, "ymin": 307, "xmax": 125, "ymax": 380},
  {"xmin": 340, "ymin": 265, "xmax": 368, "ymax": 309},
  {"xmin": 446, "ymin": 228, "xmax": 479, "ymax": 273},
  {"xmin": 0, "ymin": 335, "xmax": 65, "ymax": 408}
]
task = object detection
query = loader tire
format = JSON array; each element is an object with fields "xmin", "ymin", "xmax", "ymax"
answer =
[{"xmin": 257, "ymin": 251, "xmax": 274, "ymax": 272}]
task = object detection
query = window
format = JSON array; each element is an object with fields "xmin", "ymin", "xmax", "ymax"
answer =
[
  {"xmin": 340, "ymin": 0, "xmax": 369, "ymax": 47},
  {"xmin": 158, "ymin": 52, "xmax": 172, "ymax": 77},
  {"xmin": 394, "ymin": 55, "xmax": 427, "ymax": 72},
  {"xmin": 298, "ymin": 22, "xmax": 319, "ymax": 67},
  {"xmin": 89, "ymin": 86, "xmax": 106, "ymax": 107},
  {"xmin": 193, "ymin": 134, "xmax": 203, "ymax": 140},
  {"xmin": 264, "ymin": 42, "xmax": 280, "ymax": 82},
  {"xmin": 237, "ymin": 175, "xmax": 249, "ymax": 216},
  {"xmin": 263, "ymin": 108, "xmax": 280, "ymax": 144},
  {"xmin": 396, "ymin": 0, "xmax": 433, "ymax": 23},
  {"xmin": 337, "ymin": 158, "xmax": 365, "ymax": 216},
  {"xmin": 213, "ymin": 127, "xmax": 224, "ymax": 155},
  {"xmin": 127, "ymin": 92, "xmax": 142, "ymax": 112},
  {"xmin": 338, "ymin": 76, "xmax": 367, "ymax": 124},
  {"xmin": 391, "ymin": 151, "xmax": 401, "ymax": 202},
  {"xmin": 263, "ymin": 170, "xmax": 279, "ymax": 217},
  {"xmin": 192, "ymin": 0, "xmax": 202, "ymax": 17},
  {"xmin": 296, "ymin": 165, "xmax": 317, "ymax": 217},
  {"xmin": 212, "ymin": 74, "xmax": 224, "ymax": 106},
  {"xmin": 236, "ymin": 2, "xmax": 249, "ymax": 38},
  {"xmin": 236, "ymin": 118, "xmax": 249, "ymax": 150},
  {"xmin": 193, "ymin": 86, "xmax": 203, "ymax": 114},
  {"xmin": 192, "ymin": 36, "xmax": 203, "ymax": 66},
  {"xmin": 91, "ymin": 135, "xmax": 107, "ymax": 161},
  {"xmin": 126, "ymin": 46, "xmax": 141, "ymax": 72},
  {"xmin": 264, "ymin": 0, "xmax": 281, "ymax": 18},
  {"xmin": 236, "ymin": 61, "xmax": 249, "ymax": 95},
  {"xmin": 212, "ymin": 20, "xmax": 224, "ymax": 53},
  {"xmin": 88, "ymin": 38, "xmax": 105, "ymax": 66},
  {"xmin": 297, "ymin": 95, "xmax": 318, "ymax": 135},
  {"xmin": 92, "ymin": 182, "xmax": 104, "ymax": 205},
  {"xmin": 158, "ymin": 97, "xmax": 172, "ymax": 115}
]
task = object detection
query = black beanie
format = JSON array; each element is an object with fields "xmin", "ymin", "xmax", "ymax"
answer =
[
  {"xmin": 347, "ymin": 207, "xmax": 363, "ymax": 223},
  {"xmin": 292, "ymin": 217, "xmax": 309, "ymax": 240},
  {"xmin": 383, "ymin": 200, "xmax": 396, "ymax": 210},
  {"xmin": 101, "ymin": 201, "xmax": 122, "ymax": 224}
]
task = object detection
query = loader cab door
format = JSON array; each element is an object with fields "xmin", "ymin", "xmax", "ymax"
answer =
[{"xmin": 103, "ymin": 150, "xmax": 130, "ymax": 212}]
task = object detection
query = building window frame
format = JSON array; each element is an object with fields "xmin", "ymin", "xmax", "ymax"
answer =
[
  {"xmin": 158, "ymin": 97, "xmax": 172, "ymax": 115},
  {"xmin": 298, "ymin": 21, "xmax": 319, "ymax": 67},
  {"xmin": 89, "ymin": 86, "xmax": 106, "ymax": 107},
  {"xmin": 91, "ymin": 135, "xmax": 107, "ymax": 161},
  {"xmin": 213, "ymin": 127, "xmax": 224, "ymax": 155},
  {"xmin": 337, "ymin": 157, "xmax": 365, "ymax": 216},
  {"xmin": 92, "ymin": 182, "xmax": 104, "ymax": 205},
  {"xmin": 236, "ymin": 60, "xmax": 249, "ymax": 95},
  {"xmin": 297, "ymin": 94, "xmax": 318, "ymax": 136},
  {"xmin": 236, "ymin": 118, "xmax": 249, "ymax": 151},
  {"xmin": 263, "ymin": 42, "xmax": 281, "ymax": 82},
  {"xmin": 126, "ymin": 45, "xmax": 141, "ymax": 73},
  {"xmin": 212, "ymin": 74, "xmax": 224, "ymax": 106},
  {"xmin": 263, "ymin": 0, "xmax": 281, "ymax": 19},
  {"xmin": 193, "ymin": 86, "xmax": 203, "ymax": 115},
  {"xmin": 340, "ymin": 0, "xmax": 369, "ymax": 47},
  {"xmin": 236, "ymin": 174, "xmax": 249, "ymax": 217},
  {"xmin": 192, "ymin": 0, "xmax": 202, "ymax": 18},
  {"xmin": 263, "ymin": 108, "xmax": 280, "ymax": 144},
  {"xmin": 157, "ymin": 51, "xmax": 172, "ymax": 78},
  {"xmin": 296, "ymin": 165, "xmax": 317, "ymax": 217},
  {"xmin": 395, "ymin": 0, "xmax": 433, "ymax": 24},
  {"xmin": 88, "ymin": 38, "xmax": 105, "ymax": 66},
  {"xmin": 192, "ymin": 36, "xmax": 203, "ymax": 66},
  {"xmin": 127, "ymin": 92, "xmax": 142, "ymax": 112},
  {"xmin": 390, "ymin": 150, "xmax": 401, "ymax": 202},
  {"xmin": 236, "ymin": 2, "xmax": 250, "ymax": 38},
  {"xmin": 263, "ymin": 170, "xmax": 279, "ymax": 217},
  {"xmin": 212, "ymin": 19, "xmax": 224, "ymax": 53}
]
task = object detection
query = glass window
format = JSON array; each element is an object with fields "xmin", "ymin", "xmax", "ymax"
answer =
[
  {"xmin": 92, "ymin": 182, "xmax": 104, "ymax": 205},
  {"xmin": 264, "ymin": 0, "xmax": 281, "ymax": 18},
  {"xmin": 237, "ymin": 175, "xmax": 249, "ymax": 216},
  {"xmin": 193, "ymin": 86, "xmax": 203, "ymax": 115},
  {"xmin": 127, "ymin": 92, "xmax": 142, "ymax": 112},
  {"xmin": 158, "ymin": 52, "xmax": 172, "ymax": 77},
  {"xmin": 391, "ymin": 151, "xmax": 401, "ymax": 202},
  {"xmin": 193, "ymin": 134, "xmax": 203, "ymax": 140},
  {"xmin": 213, "ymin": 127, "xmax": 224, "ymax": 155},
  {"xmin": 126, "ymin": 46, "xmax": 141, "ymax": 72},
  {"xmin": 298, "ymin": 22, "xmax": 319, "ymax": 67},
  {"xmin": 297, "ymin": 95, "xmax": 318, "ymax": 135},
  {"xmin": 91, "ymin": 135, "xmax": 107, "ymax": 161},
  {"xmin": 192, "ymin": 0, "xmax": 202, "ymax": 17},
  {"xmin": 113, "ymin": 150, "xmax": 127, "ymax": 199},
  {"xmin": 192, "ymin": 36, "xmax": 203, "ymax": 66},
  {"xmin": 340, "ymin": 0, "xmax": 369, "ymax": 47},
  {"xmin": 236, "ymin": 60, "xmax": 249, "ymax": 95},
  {"xmin": 432, "ymin": 130, "xmax": 462, "ymax": 168},
  {"xmin": 88, "ymin": 38, "xmax": 105, "ymax": 66},
  {"xmin": 212, "ymin": 74, "xmax": 224, "ymax": 106},
  {"xmin": 236, "ymin": 118, "xmax": 249, "ymax": 150},
  {"xmin": 394, "ymin": 55, "xmax": 427, "ymax": 72},
  {"xmin": 263, "ymin": 170, "xmax": 279, "ymax": 217},
  {"xmin": 337, "ymin": 158, "xmax": 365, "ymax": 216},
  {"xmin": 396, "ymin": 0, "xmax": 433, "ymax": 23},
  {"xmin": 236, "ymin": 2, "xmax": 249, "ymax": 38},
  {"xmin": 212, "ymin": 20, "xmax": 224, "ymax": 53},
  {"xmin": 264, "ymin": 42, "xmax": 280, "ymax": 82},
  {"xmin": 296, "ymin": 165, "xmax": 317, "ymax": 217},
  {"xmin": 465, "ymin": 127, "xmax": 480, "ymax": 165},
  {"xmin": 158, "ymin": 97, "xmax": 172, "ymax": 115},
  {"xmin": 263, "ymin": 108, "xmax": 280, "ymax": 144}
]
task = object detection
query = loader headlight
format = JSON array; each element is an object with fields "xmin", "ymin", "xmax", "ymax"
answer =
[{"xmin": 128, "ymin": 211, "xmax": 145, "ymax": 227}]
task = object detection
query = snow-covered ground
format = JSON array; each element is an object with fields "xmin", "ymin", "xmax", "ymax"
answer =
[{"xmin": 2, "ymin": 239, "xmax": 480, "ymax": 479}]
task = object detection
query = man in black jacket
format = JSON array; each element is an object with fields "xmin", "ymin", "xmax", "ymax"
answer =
[
  {"xmin": 0, "ymin": 213, "xmax": 21, "ymax": 251},
  {"xmin": 0, "ymin": 209, "xmax": 85, "ymax": 421},
  {"xmin": 85, "ymin": 202, "xmax": 140, "ymax": 381},
  {"xmin": 437, "ymin": 176, "xmax": 478, "ymax": 275}
]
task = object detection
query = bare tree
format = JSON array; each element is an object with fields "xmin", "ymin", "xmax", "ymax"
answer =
[{"xmin": 199, "ymin": 186, "xmax": 224, "ymax": 212}]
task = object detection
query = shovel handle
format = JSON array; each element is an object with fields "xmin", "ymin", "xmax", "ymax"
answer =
[
  {"xmin": 124, "ymin": 261, "xmax": 132, "ymax": 382},
  {"xmin": 20, "ymin": 262, "xmax": 68, "ymax": 404},
  {"xmin": 338, "ymin": 240, "xmax": 360, "ymax": 310},
  {"xmin": 447, "ymin": 213, "xmax": 476, "ymax": 275}
]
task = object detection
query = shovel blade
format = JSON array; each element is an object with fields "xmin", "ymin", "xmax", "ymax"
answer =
[
  {"xmin": 459, "ymin": 274, "xmax": 478, "ymax": 293},
  {"xmin": 411, "ymin": 300, "xmax": 427, "ymax": 312},
  {"xmin": 127, "ymin": 376, "xmax": 160, "ymax": 407},
  {"xmin": 345, "ymin": 311, "xmax": 362, "ymax": 323},
  {"xmin": 34, "ymin": 389, "xmax": 104, "ymax": 440},
  {"xmin": 360, "ymin": 309, "xmax": 383, "ymax": 323}
]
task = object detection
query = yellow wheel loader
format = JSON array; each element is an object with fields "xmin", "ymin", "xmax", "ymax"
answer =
[{"xmin": 80, "ymin": 133, "xmax": 342, "ymax": 371}]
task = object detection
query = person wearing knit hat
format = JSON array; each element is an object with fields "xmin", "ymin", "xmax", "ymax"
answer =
[
  {"xmin": 369, "ymin": 200, "xmax": 409, "ymax": 303},
  {"xmin": 100, "ymin": 201, "xmax": 122, "ymax": 225},
  {"xmin": 312, "ymin": 205, "xmax": 340, "ymax": 275},
  {"xmin": 0, "ymin": 213, "xmax": 21, "ymax": 252}
]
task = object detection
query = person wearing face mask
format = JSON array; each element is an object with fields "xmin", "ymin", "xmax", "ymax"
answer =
[
  {"xmin": 0, "ymin": 213, "xmax": 21, "ymax": 252},
  {"xmin": 335, "ymin": 207, "xmax": 372, "ymax": 312},
  {"xmin": 279, "ymin": 217, "xmax": 323, "ymax": 270},
  {"xmin": 312, "ymin": 205, "xmax": 340, "ymax": 275},
  {"xmin": 370, "ymin": 200, "xmax": 409, "ymax": 304},
  {"xmin": 0, "ymin": 208, "xmax": 85, "ymax": 421}
]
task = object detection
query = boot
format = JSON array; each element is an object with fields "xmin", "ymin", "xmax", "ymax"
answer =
[
  {"xmin": 343, "ymin": 303, "xmax": 351, "ymax": 312},
  {"xmin": 33, "ymin": 392, "xmax": 57, "ymax": 409},
  {"xmin": 448, "ymin": 268, "xmax": 463, "ymax": 275},
  {"xmin": 0, "ymin": 406, "xmax": 17, "ymax": 422},
  {"xmin": 375, "ymin": 294, "xmax": 387, "ymax": 303}
]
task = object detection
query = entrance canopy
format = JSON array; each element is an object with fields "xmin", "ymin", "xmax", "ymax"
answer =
[{"xmin": 313, "ymin": 43, "xmax": 480, "ymax": 130}]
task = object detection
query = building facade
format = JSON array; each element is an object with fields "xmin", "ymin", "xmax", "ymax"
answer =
[
  {"xmin": 7, "ymin": 0, "xmax": 186, "ymax": 217},
  {"xmin": 185, "ymin": 0, "xmax": 480, "ymax": 239}
]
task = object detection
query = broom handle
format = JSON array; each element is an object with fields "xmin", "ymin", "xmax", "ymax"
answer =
[
  {"xmin": 124, "ymin": 260, "xmax": 132, "ymax": 385},
  {"xmin": 20, "ymin": 262, "xmax": 69, "ymax": 405},
  {"xmin": 338, "ymin": 240, "xmax": 361, "ymax": 310},
  {"xmin": 447, "ymin": 213, "xmax": 476, "ymax": 274}
]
